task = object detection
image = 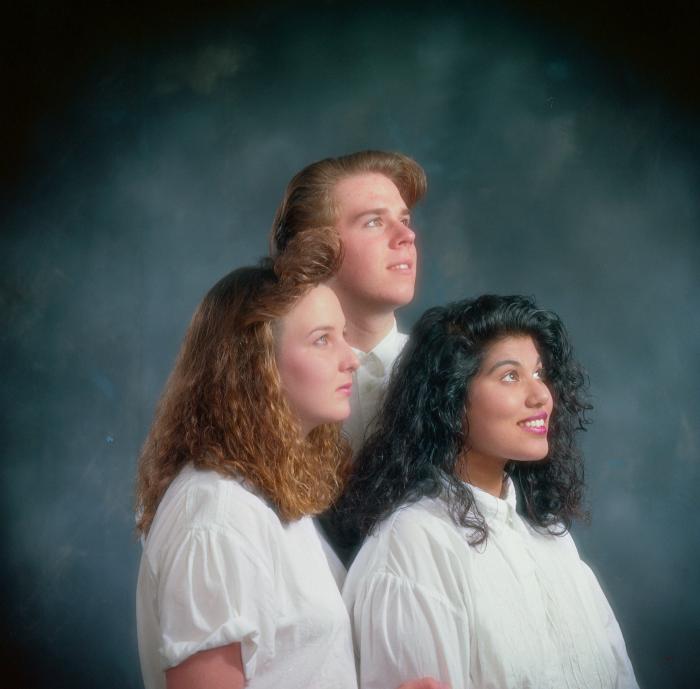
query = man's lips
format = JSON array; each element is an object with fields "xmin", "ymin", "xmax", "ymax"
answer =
[{"xmin": 387, "ymin": 259, "xmax": 414, "ymax": 271}]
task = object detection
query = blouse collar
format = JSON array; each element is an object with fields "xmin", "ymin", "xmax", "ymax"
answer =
[{"xmin": 468, "ymin": 476, "xmax": 518, "ymax": 523}]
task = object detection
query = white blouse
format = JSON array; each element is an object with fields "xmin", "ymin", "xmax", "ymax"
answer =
[
  {"xmin": 343, "ymin": 478, "xmax": 639, "ymax": 689},
  {"xmin": 137, "ymin": 464, "xmax": 357, "ymax": 689}
]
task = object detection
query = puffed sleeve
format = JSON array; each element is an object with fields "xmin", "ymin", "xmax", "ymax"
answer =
[
  {"xmin": 155, "ymin": 524, "xmax": 275, "ymax": 678},
  {"xmin": 352, "ymin": 570, "xmax": 471, "ymax": 689},
  {"xmin": 580, "ymin": 562, "xmax": 640, "ymax": 689}
]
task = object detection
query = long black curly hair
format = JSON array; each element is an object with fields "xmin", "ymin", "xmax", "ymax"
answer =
[{"xmin": 331, "ymin": 294, "xmax": 591, "ymax": 552}]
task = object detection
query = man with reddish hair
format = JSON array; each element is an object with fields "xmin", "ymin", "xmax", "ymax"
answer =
[
  {"xmin": 271, "ymin": 150, "xmax": 426, "ymax": 453},
  {"xmin": 270, "ymin": 151, "xmax": 445, "ymax": 689}
]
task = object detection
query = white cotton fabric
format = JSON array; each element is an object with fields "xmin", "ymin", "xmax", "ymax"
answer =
[
  {"xmin": 343, "ymin": 478, "xmax": 639, "ymax": 689},
  {"xmin": 343, "ymin": 322, "xmax": 408, "ymax": 454},
  {"xmin": 137, "ymin": 464, "xmax": 357, "ymax": 689}
]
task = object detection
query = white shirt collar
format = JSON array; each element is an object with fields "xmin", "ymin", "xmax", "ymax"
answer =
[
  {"xmin": 468, "ymin": 476, "xmax": 518, "ymax": 523},
  {"xmin": 353, "ymin": 321, "xmax": 404, "ymax": 378}
]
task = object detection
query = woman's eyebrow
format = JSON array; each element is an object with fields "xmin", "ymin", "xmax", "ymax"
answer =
[
  {"xmin": 485, "ymin": 356, "xmax": 542, "ymax": 375},
  {"xmin": 486, "ymin": 359, "xmax": 520, "ymax": 374},
  {"xmin": 307, "ymin": 325, "xmax": 335, "ymax": 337}
]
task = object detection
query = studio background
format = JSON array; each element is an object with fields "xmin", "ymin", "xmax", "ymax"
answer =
[{"xmin": 2, "ymin": 2, "xmax": 698, "ymax": 688}]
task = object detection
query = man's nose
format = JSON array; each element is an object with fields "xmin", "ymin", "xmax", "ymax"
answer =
[{"xmin": 389, "ymin": 218, "xmax": 415, "ymax": 246}]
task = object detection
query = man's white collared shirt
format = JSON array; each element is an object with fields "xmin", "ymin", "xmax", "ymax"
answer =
[{"xmin": 342, "ymin": 323, "xmax": 408, "ymax": 454}]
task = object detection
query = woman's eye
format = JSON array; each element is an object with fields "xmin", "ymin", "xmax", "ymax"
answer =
[
  {"xmin": 401, "ymin": 216, "xmax": 412, "ymax": 227},
  {"xmin": 502, "ymin": 371, "xmax": 518, "ymax": 382},
  {"xmin": 534, "ymin": 369, "xmax": 546, "ymax": 380},
  {"xmin": 314, "ymin": 334, "xmax": 329, "ymax": 346}
]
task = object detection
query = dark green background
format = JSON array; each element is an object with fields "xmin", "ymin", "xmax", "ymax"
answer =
[{"xmin": 2, "ymin": 2, "xmax": 698, "ymax": 687}]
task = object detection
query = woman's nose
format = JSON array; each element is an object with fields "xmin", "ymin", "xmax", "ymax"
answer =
[
  {"xmin": 526, "ymin": 380, "xmax": 551, "ymax": 407},
  {"xmin": 342, "ymin": 345, "xmax": 360, "ymax": 373}
]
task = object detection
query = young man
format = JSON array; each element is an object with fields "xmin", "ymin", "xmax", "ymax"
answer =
[
  {"xmin": 270, "ymin": 150, "xmax": 427, "ymax": 452},
  {"xmin": 270, "ymin": 153, "xmax": 447, "ymax": 689}
]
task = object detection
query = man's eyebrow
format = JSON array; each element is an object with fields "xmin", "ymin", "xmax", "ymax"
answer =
[{"xmin": 350, "ymin": 207, "xmax": 411, "ymax": 223}]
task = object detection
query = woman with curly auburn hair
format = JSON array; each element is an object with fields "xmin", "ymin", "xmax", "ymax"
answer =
[
  {"xmin": 337, "ymin": 295, "xmax": 639, "ymax": 689},
  {"xmin": 134, "ymin": 228, "xmax": 362, "ymax": 689}
]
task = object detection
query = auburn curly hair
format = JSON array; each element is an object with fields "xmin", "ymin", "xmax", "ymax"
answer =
[
  {"xmin": 135, "ymin": 228, "xmax": 348, "ymax": 535},
  {"xmin": 270, "ymin": 150, "xmax": 427, "ymax": 256}
]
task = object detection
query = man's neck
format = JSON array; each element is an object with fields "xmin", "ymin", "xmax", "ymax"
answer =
[{"xmin": 343, "ymin": 311, "xmax": 396, "ymax": 353}]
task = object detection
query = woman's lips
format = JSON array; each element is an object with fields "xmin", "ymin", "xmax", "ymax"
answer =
[
  {"xmin": 518, "ymin": 412, "xmax": 548, "ymax": 435},
  {"xmin": 336, "ymin": 383, "xmax": 353, "ymax": 397}
]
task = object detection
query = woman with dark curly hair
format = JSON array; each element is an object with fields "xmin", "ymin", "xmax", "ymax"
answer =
[{"xmin": 337, "ymin": 295, "xmax": 639, "ymax": 689}]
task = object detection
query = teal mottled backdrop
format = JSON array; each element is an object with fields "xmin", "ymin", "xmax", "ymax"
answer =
[{"xmin": 2, "ymin": 2, "xmax": 698, "ymax": 687}]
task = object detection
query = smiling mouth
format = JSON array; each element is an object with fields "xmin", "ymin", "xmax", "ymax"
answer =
[
  {"xmin": 388, "ymin": 262, "xmax": 412, "ymax": 271},
  {"xmin": 520, "ymin": 418, "xmax": 545, "ymax": 429},
  {"xmin": 518, "ymin": 415, "xmax": 548, "ymax": 434}
]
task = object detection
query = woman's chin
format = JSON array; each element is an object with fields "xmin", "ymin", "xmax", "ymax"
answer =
[{"xmin": 509, "ymin": 454, "xmax": 550, "ymax": 464}]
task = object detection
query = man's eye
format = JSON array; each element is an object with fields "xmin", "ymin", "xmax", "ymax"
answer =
[
  {"xmin": 401, "ymin": 216, "xmax": 412, "ymax": 227},
  {"xmin": 365, "ymin": 217, "xmax": 382, "ymax": 228}
]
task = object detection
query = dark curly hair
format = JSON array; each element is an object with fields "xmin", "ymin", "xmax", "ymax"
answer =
[{"xmin": 331, "ymin": 294, "xmax": 591, "ymax": 552}]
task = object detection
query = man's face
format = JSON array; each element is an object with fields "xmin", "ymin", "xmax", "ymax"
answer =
[{"xmin": 331, "ymin": 173, "xmax": 417, "ymax": 316}]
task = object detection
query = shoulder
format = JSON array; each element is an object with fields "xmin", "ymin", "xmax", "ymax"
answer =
[
  {"xmin": 343, "ymin": 497, "xmax": 472, "ymax": 616},
  {"xmin": 346, "ymin": 497, "xmax": 467, "ymax": 589},
  {"xmin": 170, "ymin": 465, "xmax": 274, "ymax": 523},
  {"xmin": 145, "ymin": 465, "xmax": 281, "ymax": 560},
  {"xmin": 520, "ymin": 520, "xmax": 600, "ymax": 586},
  {"xmin": 523, "ymin": 518, "xmax": 580, "ymax": 556},
  {"xmin": 387, "ymin": 497, "xmax": 459, "ymax": 546},
  {"xmin": 185, "ymin": 466, "xmax": 276, "ymax": 528}
]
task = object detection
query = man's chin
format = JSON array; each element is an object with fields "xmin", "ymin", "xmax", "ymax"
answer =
[
  {"xmin": 336, "ymin": 287, "xmax": 416, "ymax": 316},
  {"xmin": 390, "ymin": 287, "xmax": 416, "ymax": 309}
]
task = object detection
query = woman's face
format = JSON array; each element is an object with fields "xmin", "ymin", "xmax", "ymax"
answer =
[
  {"xmin": 465, "ymin": 334, "xmax": 553, "ymax": 469},
  {"xmin": 276, "ymin": 284, "xmax": 359, "ymax": 437}
]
